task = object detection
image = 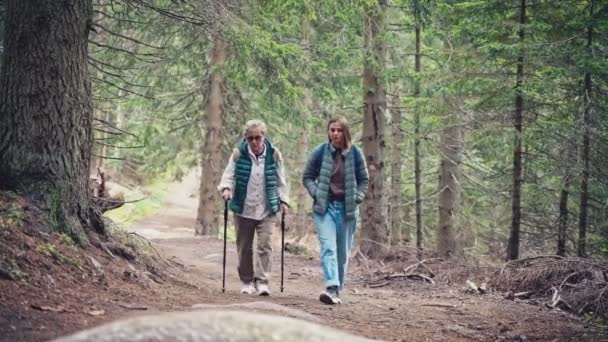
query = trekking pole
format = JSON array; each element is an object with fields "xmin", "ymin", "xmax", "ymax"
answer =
[
  {"xmin": 222, "ymin": 199, "xmax": 228, "ymax": 293},
  {"xmin": 280, "ymin": 211, "xmax": 285, "ymax": 293}
]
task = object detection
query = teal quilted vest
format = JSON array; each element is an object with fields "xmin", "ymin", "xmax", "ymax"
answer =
[{"xmin": 229, "ymin": 139, "xmax": 280, "ymax": 215}]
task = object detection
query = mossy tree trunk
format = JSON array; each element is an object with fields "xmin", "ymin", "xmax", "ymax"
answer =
[{"xmin": 0, "ymin": 0, "xmax": 103, "ymax": 243}]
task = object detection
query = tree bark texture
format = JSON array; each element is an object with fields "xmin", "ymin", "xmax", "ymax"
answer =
[
  {"xmin": 361, "ymin": 0, "xmax": 389, "ymax": 258},
  {"xmin": 195, "ymin": 35, "xmax": 227, "ymax": 236},
  {"xmin": 294, "ymin": 127, "xmax": 310, "ymax": 241},
  {"xmin": 557, "ymin": 175, "xmax": 571, "ymax": 256},
  {"xmin": 414, "ymin": 25, "xmax": 423, "ymax": 251},
  {"xmin": 294, "ymin": 17, "xmax": 312, "ymax": 241},
  {"xmin": 507, "ymin": 0, "xmax": 526, "ymax": 261},
  {"xmin": 0, "ymin": 0, "xmax": 102, "ymax": 242},
  {"xmin": 436, "ymin": 35, "xmax": 464, "ymax": 258},
  {"xmin": 390, "ymin": 89, "xmax": 404, "ymax": 245},
  {"xmin": 578, "ymin": 0, "xmax": 594, "ymax": 257},
  {"xmin": 437, "ymin": 122, "xmax": 463, "ymax": 258}
]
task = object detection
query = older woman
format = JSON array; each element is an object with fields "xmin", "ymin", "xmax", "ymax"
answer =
[
  {"xmin": 218, "ymin": 119, "xmax": 289, "ymax": 296},
  {"xmin": 302, "ymin": 116, "xmax": 369, "ymax": 304}
]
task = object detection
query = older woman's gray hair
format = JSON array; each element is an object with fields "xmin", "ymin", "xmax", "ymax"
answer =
[{"xmin": 243, "ymin": 119, "xmax": 267, "ymax": 137}]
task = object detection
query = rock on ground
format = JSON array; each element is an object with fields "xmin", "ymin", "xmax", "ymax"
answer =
[{"xmin": 52, "ymin": 310, "xmax": 377, "ymax": 342}]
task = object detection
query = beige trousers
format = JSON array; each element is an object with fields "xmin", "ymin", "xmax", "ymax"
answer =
[{"xmin": 234, "ymin": 214, "xmax": 276, "ymax": 284}]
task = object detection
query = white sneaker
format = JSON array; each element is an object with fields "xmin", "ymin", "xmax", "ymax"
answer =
[
  {"xmin": 257, "ymin": 283, "xmax": 271, "ymax": 296},
  {"xmin": 240, "ymin": 282, "xmax": 256, "ymax": 294}
]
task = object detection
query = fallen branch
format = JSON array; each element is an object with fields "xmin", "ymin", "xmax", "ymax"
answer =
[
  {"xmin": 550, "ymin": 286, "xmax": 560, "ymax": 307},
  {"xmin": 419, "ymin": 262, "xmax": 436, "ymax": 278},
  {"xmin": 514, "ymin": 291, "xmax": 532, "ymax": 298},
  {"xmin": 117, "ymin": 302, "xmax": 148, "ymax": 310},
  {"xmin": 505, "ymin": 291, "xmax": 533, "ymax": 300},
  {"xmin": 403, "ymin": 258, "xmax": 440, "ymax": 277},
  {"xmin": 31, "ymin": 304, "xmax": 75, "ymax": 313},
  {"xmin": 385, "ymin": 273, "xmax": 435, "ymax": 284},
  {"xmin": 547, "ymin": 286, "xmax": 573, "ymax": 311},
  {"xmin": 367, "ymin": 271, "xmax": 436, "ymax": 287},
  {"xmin": 368, "ymin": 281, "xmax": 390, "ymax": 288},
  {"xmin": 558, "ymin": 272, "xmax": 578, "ymax": 290},
  {"xmin": 421, "ymin": 303, "xmax": 456, "ymax": 308}
]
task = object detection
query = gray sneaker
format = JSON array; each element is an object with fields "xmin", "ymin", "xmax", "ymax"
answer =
[
  {"xmin": 240, "ymin": 282, "xmax": 256, "ymax": 294},
  {"xmin": 319, "ymin": 286, "xmax": 341, "ymax": 305},
  {"xmin": 257, "ymin": 283, "xmax": 271, "ymax": 296}
]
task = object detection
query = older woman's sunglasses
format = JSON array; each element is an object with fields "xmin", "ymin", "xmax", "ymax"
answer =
[{"xmin": 246, "ymin": 135, "xmax": 263, "ymax": 142}]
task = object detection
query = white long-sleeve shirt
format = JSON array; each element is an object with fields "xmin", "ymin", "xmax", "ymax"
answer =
[{"xmin": 217, "ymin": 144, "xmax": 289, "ymax": 220}]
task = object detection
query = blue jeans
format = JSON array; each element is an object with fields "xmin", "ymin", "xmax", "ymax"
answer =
[{"xmin": 313, "ymin": 201, "xmax": 357, "ymax": 289}]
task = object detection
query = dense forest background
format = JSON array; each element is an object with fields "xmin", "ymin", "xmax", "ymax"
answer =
[{"xmin": 1, "ymin": 0, "xmax": 607, "ymax": 262}]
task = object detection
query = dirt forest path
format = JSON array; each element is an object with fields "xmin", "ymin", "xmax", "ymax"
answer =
[{"xmin": 127, "ymin": 172, "xmax": 604, "ymax": 342}]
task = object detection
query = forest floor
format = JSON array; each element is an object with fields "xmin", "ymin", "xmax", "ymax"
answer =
[{"xmin": 0, "ymin": 172, "xmax": 606, "ymax": 342}]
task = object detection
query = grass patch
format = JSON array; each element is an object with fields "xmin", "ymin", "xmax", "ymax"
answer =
[
  {"xmin": 59, "ymin": 233, "xmax": 77, "ymax": 250},
  {"xmin": 36, "ymin": 243, "xmax": 81, "ymax": 268},
  {"xmin": 584, "ymin": 313, "xmax": 608, "ymax": 334},
  {"xmin": 0, "ymin": 192, "xmax": 24, "ymax": 230},
  {"xmin": 0, "ymin": 211, "xmax": 23, "ymax": 230},
  {"xmin": 0, "ymin": 257, "xmax": 28, "ymax": 280}
]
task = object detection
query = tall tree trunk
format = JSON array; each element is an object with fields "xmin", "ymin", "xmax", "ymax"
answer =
[
  {"xmin": 578, "ymin": 0, "xmax": 594, "ymax": 257},
  {"xmin": 436, "ymin": 35, "xmax": 464, "ymax": 258},
  {"xmin": 0, "ymin": 0, "xmax": 102, "ymax": 243},
  {"xmin": 557, "ymin": 175, "xmax": 571, "ymax": 256},
  {"xmin": 437, "ymin": 121, "xmax": 463, "ymax": 258},
  {"xmin": 507, "ymin": 0, "xmax": 526, "ymax": 261},
  {"xmin": 390, "ymin": 88, "xmax": 404, "ymax": 245},
  {"xmin": 414, "ymin": 25, "xmax": 423, "ymax": 251},
  {"xmin": 195, "ymin": 35, "xmax": 227, "ymax": 236},
  {"xmin": 295, "ymin": 17, "xmax": 312, "ymax": 241},
  {"xmin": 361, "ymin": 0, "xmax": 389, "ymax": 258}
]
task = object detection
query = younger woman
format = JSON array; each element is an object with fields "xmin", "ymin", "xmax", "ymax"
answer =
[{"xmin": 302, "ymin": 117, "xmax": 369, "ymax": 304}]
